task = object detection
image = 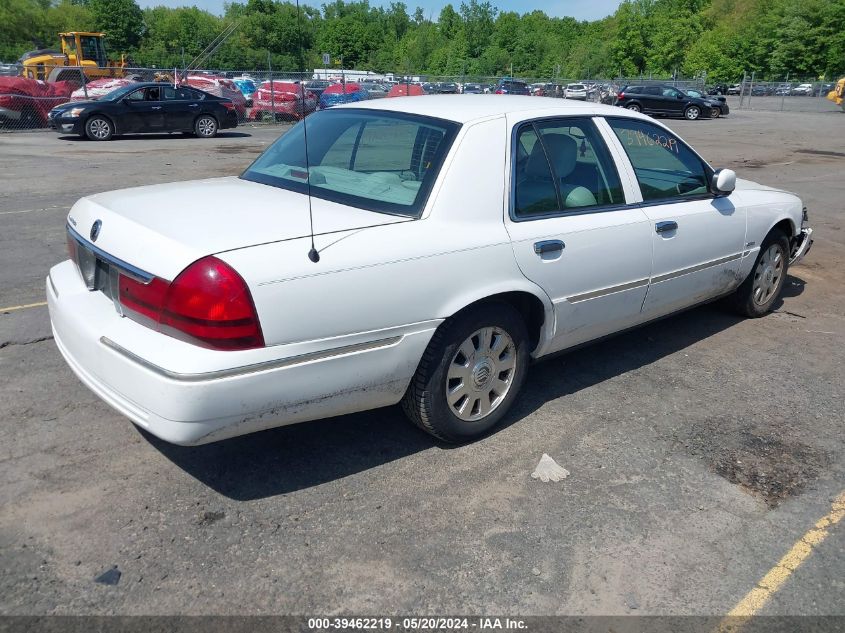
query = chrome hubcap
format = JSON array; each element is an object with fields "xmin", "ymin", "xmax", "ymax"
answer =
[
  {"xmin": 198, "ymin": 118, "xmax": 215, "ymax": 136},
  {"xmin": 687, "ymin": 107, "xmax": 699, "ymax": 119},
  {"xmin": 89, "ymin": 119, "xmax": 109, "ymax": 139},
  {"xmin": 752, "ymin": 244, "xmax": 784, "ymax": 306},
  {"xmin": 446, "ymin": 327, "xmax": 516, "ymax": 422}
]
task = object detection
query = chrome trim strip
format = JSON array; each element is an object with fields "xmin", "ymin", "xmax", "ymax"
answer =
[
  {"xmin": 99, "ymin": 335, "xmax": 403, "ymax": 382},
  {"xmin": 567, "ymin": 278, "xmax": 649, "ymax": 304},
  {"xmin": 67, "ymin": 224, "xmax": 155, "ymax": 284},
  {"xmin": 651, "ymin": 253, "xmax": 742, "ymax": 284},
  {"xmin": 48, "ymin": 273, "xmax": 59, "ymax": 299}
]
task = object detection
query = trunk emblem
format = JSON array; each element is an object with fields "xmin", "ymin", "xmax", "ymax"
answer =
[{"xmin": 90, "ymin": 220, "xmax": 102, "ymax": 242}]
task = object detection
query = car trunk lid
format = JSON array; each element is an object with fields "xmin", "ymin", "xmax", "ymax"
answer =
[{"xmin": 66, "ymin": 176, "xmax": 409, "ymax": 281}]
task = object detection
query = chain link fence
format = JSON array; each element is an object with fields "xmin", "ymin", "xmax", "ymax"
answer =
[
  {"xmin": 3, "ymin": 62, "xmax": 838, "ymax": 133},
  {"xmin": 733, "ymin": 74, "xmax": 841, "ymax": 113}
]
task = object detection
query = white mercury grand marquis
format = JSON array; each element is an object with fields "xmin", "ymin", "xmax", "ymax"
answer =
[{"xmin": 47, "ymin": 95, "xmax": 814, "ymax": 445}]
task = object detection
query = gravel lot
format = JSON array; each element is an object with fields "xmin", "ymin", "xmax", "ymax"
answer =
[{"xmin": 1, "ymin": 109, "xmax": 843, "ymax": 617}]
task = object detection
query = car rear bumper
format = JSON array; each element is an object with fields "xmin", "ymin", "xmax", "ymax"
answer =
[{"xmin": 47, "ymin": 259, "xmax": 434, "ymax": 445}]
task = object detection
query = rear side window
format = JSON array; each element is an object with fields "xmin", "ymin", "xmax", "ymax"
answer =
[
  {"xmin": 242, "ymin": 109, "xmax": 459, "ymax": 217},
  {"xmin": 607, "ymin": 117, "xmax": 711, "ymax": 201},
  {"xmin": 513, "ymin": 117, "xmax": 624, "ymax": 218}
]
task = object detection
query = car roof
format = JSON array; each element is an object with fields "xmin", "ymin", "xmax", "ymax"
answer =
[{"xmin": 337, "ymin": 94, "xmax": 638, "ymax": 124}]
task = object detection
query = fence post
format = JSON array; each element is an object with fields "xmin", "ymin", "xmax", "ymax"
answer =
[
  {"xmin": 268, "ymin": 51, "xmax": 275, "ymax": 124},
  {"xmin": 80, "ymin": 67, "xmax": 88, "ymax": 100},
  {"xmin": 748, "ymin": 71, "xmax": 755, "ymax": 109}
]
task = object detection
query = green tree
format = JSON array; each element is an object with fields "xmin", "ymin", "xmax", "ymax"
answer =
[{"xmin": 87, "ymin": 0, "xmax": 145, "ymax": 52}]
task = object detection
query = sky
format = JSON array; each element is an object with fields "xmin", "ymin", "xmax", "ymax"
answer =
[{"xmin": 137, "ymin": 0, "xmax": 623, "ymax": 21}]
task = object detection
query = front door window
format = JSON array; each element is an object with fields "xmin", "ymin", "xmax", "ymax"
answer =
[{"xmin": 606, "ymin": 117, "xmax": 711, "ymax": 201}]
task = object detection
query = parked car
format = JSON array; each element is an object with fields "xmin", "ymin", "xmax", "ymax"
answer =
[
  {"xmin": 387, "ymin": 83, "xmax": 426, "ymax": 97},
  {"xmin": 0, "ymin": 76, "xmax": 75, "ymax": 127},
  {"xmin": 232, "ymin": 77, "xmax": 257, "ymax": 105},
  {"xmin": 435, "ymin": 82, "xmax": 459, "ymax": 94},
  {"xmin": 303, "ymin": 80, "xmax": 330, "ymax": 100},
  {"xmin": 727, "ymin": 84, "xmax": 742, "ymax": 95},
  {"xmin": 319, "ymin": 82, "xmax": 369, "ymax": 109},
  {"xmin": 47, "ymin": 82, "xmax": 238, "ymax": 140},
  {"xmin": 494, "ymin": 79, "xmax": 530, "ymax": 95},
  {"xmin": 564, "ymin": 83, "xmax": 588, "ymax": 100},
  {"xmin": 684, "ymin": 88, "xmax": 730, "ymax": 117},
  {"xmin": 360, "ymin": 82, "xmax": 388, "ymax": 98},
  {"xmin": 615, "ymin": 85, "xmax": 713, "ymax": 120},
  {"xmin": 461, "ymin": 83, "xmax": 484, "ymax": 94},
  {"xmin": 773, "ymin": 84, "xmax": 792, "ymax": 96},
  {"xmin": 183, "ymin": 75, "xmax": 247, "ymax": 120},
  {"xmin": 48, "ymin": 95, "xmax": 813, "ymax": 445},
  {"xmin": 791, "ymin": 83, "xmax": 814, "ymax": 96},
  {"xmin": 707, "ymin": 83, "xmax": 729, "ymax": 95},
  {"xmin": 250, "ymin": 81, "xmax": 316, "ymax": 121}
]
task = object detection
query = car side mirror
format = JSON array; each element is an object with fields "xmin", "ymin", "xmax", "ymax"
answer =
[
  {"xmin": 711, "ymin": 168, "xmax": 736, "ymax": 196},
  {"xmin": 676, "ymin": 94, "xmax": 684, "ymax": 99}
]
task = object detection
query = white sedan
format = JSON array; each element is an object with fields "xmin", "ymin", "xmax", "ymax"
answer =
[{"xmin": 47, "ymin": 96, "xmax": 813, "ymax": 445}]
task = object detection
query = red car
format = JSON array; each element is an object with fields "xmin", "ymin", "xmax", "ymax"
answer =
[
  {"xmin": 183, "ymin": 75, "xmax": 247, "ymax": 120},
  {"xmin": 250, "ymin": 81, "xmax": 317, "ymax": 121},
  {"xmin": 388, "ymin": 83, "xmax": 426, "ymax": 97}
]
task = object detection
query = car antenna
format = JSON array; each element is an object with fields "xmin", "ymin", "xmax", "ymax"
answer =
[{"xmin": 294, "ymin": 0, "xmax": 319, "ymax": 263}]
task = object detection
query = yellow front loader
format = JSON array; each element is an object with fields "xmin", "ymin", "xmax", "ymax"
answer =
[
  {"xmin": 19, "ymin": 32, "xmax": 127, "ymax": 83},
  {"xmin": 827, "ymin": 77, "xmax": 844, "ymax": 111}
]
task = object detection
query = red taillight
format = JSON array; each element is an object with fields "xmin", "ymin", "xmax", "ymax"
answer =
[
  {"xmin": 119, "ymin": 257, "xmax": 264, "ymax": 351},
  {"xmin": 223, "ymin": 101, "xmax": 236, "ymax": 111},
  {"xmin": 495, "ymin": 89, "xmax": 505, "ymax": 94},
  {"xmin": 617, "ymin": 92, "xmax": 625, "ymax": 100}
]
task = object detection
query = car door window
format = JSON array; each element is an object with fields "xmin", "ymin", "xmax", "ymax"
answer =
[
  {"xmin": 145, "ymin": 86, "xmax": 161, "ymax": 101},
  {"xmin": 163, "ymin": 86, "xmax": 194, "ymax": 101},
  {"xmin": 125, "ymin": 88, "xmax": 145, "ymax": 101},
  {"xmin": 513, "ymin": 118, "xmax": 624, "ymax": 218},
  {"xmin": 607, "ymin": 117, "xmax": 711, "ymax": 202},
  {"xmin": 662, "ymin": 87, "xmax": 681, "ymax": 98}
]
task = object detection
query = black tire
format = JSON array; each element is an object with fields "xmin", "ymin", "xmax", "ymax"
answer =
[
  {"xmin": 626, "ymin": 103, "xmax": 642, "ymax": 112},
  {"xmin": 684, "ymin": 105, "xmax": 701, "ymax": 120},
  {"xmin": 728, "ymin": 229, "xmax": 790, "ymax": 318},
  {"xmin": 85, "ymin": 115, "xmax": 113, "ymax": 141},
  {"xmin": 401, "ymin": 302, "xmax": 530, "ymax": 443},
  {"xmin": 710, "ymin": 107, "xmax": 721, "ymax": 118},
  {"xmin": 194, "ymin": 114, "xmax": 218, "ymax": 138}
]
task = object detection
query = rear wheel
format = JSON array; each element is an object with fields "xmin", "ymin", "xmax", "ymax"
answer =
[
  {"xmin": 194, "ymin": 115, "xmax": 218, "ymax": 138},
  {"xmin": 684, "ymin": 105, "xmax": 701, "ymax": 120},
  {"xmin": 728, "ymin": 229, "xmax": 790, "ymax": 317},
  {"xmin": 401, "ymin": 303, "xmax": 530, "ymax": 443},
  {"xmin": 85, "ymin": 116, "xmax": 113, "ymax": 141},
  {"xmin": 625, "ymin": 103, "xmax": 642, "ymax": 112}
]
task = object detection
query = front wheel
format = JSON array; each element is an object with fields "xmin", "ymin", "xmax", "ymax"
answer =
[
  {"xmin": 401, "ymin": 303, "xmax": 530, "ymax": 443},
  {"xmin": 625, "ymin": 103, "xmax": 642, "ymax": 112},
  {"xmin": 85, "ymin": 116, "xmax": 113, "ymax": 141},
  {"xmin": 194, "ymin": 115, "xmax": 218, "ymax": 138},
  {"xmin": 710, "ymin": 107, "xmax": 721, "ymax": 118},
  {"xmin": 728, "ymin": 230, "xmax": 790, "ymax": 317},
  {"xmin": 684, "ymin": 105, "xmax": 701, "ymax": 120}
]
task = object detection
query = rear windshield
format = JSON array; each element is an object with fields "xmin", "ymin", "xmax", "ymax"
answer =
[{"xmin": 241, "ymin": 109, "xmax": 460, "ymax": 217}]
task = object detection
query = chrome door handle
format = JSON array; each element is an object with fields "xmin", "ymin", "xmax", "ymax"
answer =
[
  {"xmin": 189, "ymin": 103, "xmax": 199, "ymax": 107},
  {"xmin": 655, "ymin": 221, "xmax": 678, "ymax": 233},
  {"xmin": 151, "ymin": 106, "xmax": 162, "ymax": 110},
  {"xmin": 534, "ymin": 240, "xmax": 565, "ymax": 255}
]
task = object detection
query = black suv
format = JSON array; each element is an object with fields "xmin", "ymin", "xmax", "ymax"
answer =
[
  {"xmin": 493, "ymin": 79, "xmax": 530, "ymax": 95},
  {"xmin": 615, "ymin": 85, "xmax": 713, "ymax": 120}
]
